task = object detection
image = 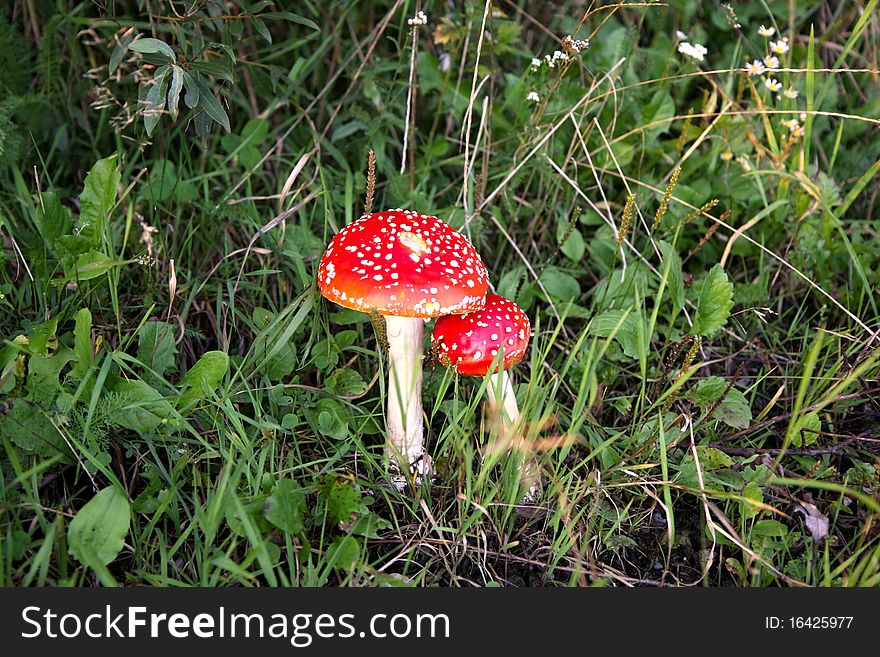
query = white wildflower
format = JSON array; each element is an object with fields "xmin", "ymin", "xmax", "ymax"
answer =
[
  {"xmin": 781, "ymin": 119, "xmax": 800, "ymax": 131},
  {"xmin": 675, "ymin": 30, "xmax": 688, "ymax": 40},
  {"xmin": 758, "ymin": 25, "xmax": 775, "ymax": 37},
  {"xmin": 678, "ymin": 42, "xmax": 708, "ymax": 61},
  {"xmin": 769, "ymin": 38, "xmax": 790, "ymax": 54},
  {"xmin": 764, "ymin": 55, "xmax": 780, "ymax": 69},
  {"xmin": 744, "ymin": 59, "xmax": 766, "ymax": 76},
  {"xmin": 720, "ymin": 151, "xmax": 734, "ymax": 161},
  {"xmin": 407, "ymin": 10, "xmax": 427, "ymax": 27},
  {"xmin": 791, "ymin": 124, "xmax": 805, "ymax": 137},
  {"xmin": 799, "ymin": 112, "xmax": 807, "ymax": 122},
  {"xmin": 764, "ymin": 77, "xmax": 782, "ymax": 92},
  {"xmin": 531, "ymin": 57, "xmax": 541, "ymax": 70},
  {"xmin": 527, "ymin": 91, "xmax": 540, "ymax": 103},
  {"xmin": 782, "ymin": 87, "xmax": 799, "ymax": 99}
]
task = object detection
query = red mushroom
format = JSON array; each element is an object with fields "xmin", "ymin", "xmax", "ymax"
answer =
[
  {"xmin": 317, "ymin": 210, "xmax": 489, "ymax": 486},
  {"xmin": 432, "ymin": 293, "xmax": 541, "ymax": 499}
]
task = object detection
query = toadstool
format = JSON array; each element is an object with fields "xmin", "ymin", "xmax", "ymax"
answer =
[
  {"xmin": 432, "ymin": 293, "xmax": 541, "ymax": 500},
  {"xmin": 317, "ymin": 209, "xmax": 489, "ymax": 486}
]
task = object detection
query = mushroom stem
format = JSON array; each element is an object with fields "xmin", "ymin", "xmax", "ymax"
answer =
[
  {"xmin": 384, "ymin": 315, "xmax": 427, "ymax": 480},
  {"xmin": 486, "ymin": 370, "xmax": 542, "ymax": 502}
]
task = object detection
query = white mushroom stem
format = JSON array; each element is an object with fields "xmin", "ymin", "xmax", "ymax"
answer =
[
  {"xmin": 384, "ymin": 315, "xmax": 427, "ymax": 479},
  {"xmin": 486, "ymin": 370, "xmax": 542, "ymax": 502}
]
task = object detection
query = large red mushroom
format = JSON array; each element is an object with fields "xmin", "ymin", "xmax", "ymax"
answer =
[
  {"xmin": 317, "ymin": 210, "xmax": 489, "ymax": 486},
  {"xmin": 432, "ymin": 293, "xmax": 540, "ymax": 500}
]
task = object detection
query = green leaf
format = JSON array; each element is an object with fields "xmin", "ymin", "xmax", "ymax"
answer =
[
  {"xmin": 68, "ymin": 486, "xmax": 131, "ymax": 569},
  {"xmin": 252, "ymin": 16, "xmax": 271, "ymax": 43},
  {"xmin": 194, "ymin": 76, "xmax": 231, "ymax": 132},
  {"xmin": 72, "ymin": 308, "xmax": 93, "ymax": 377},
  {"xmin": 263, "ymin": 479, "xmax": 306, "ymax": 534},
  {"xmin": 589, "ymin": 310, "xmax": 641, "ymax": 359},
  {"xmin": 539, "ymin": 266, "xmax": 581, "ymax": 300},
  {"xmin": 0, "ymin": 400, "xmax": 68, "ymax": 457},
  {"xmin": 557, "ymin": 217, "xmax": 585, "ymax": 262},
  {"xmin": 314, "ymin": 398, "xmax": 348, "ymax": 440},
  {"xmin": 182, "ymin": 71, "xmax": 200, "ymax": 108},
  {"xmin": 136, "ymin": 321, "xmax": 178, "ymax": 380},
  {"xmin": 178, "ymin": 350, "xmax": 229, "ymax": 408},
  {"xmin": 111, "ymin": 379, "xmax": 174, "ymax": 433},
  {"xmin": 752, "ymin": 519, "xmax": 788, "ymax": 538},
  {"xmin": 78, "ymin": 154, "xmax": 120, "ymax": 245},
  {"xmin": 324, "ymin": 368, "xmax": 367, "ymax": 397},
  {"xmin": 129, "ymin": 37, "xmax": 176, "ymax": 61},
  {"xmin": 167, "ymin": 65, "xmax": 184, "ymax": 120},
  {"xmin": 658, "ymin": 240, "xmax": 684, "ymax": 310},
  {"xmin": 326, "ymin": 535, "xmax": 359, "ymax": 570},
  {"xmin": 261, "ymin": 12, "xmax": 320, "ymax": 31},
  {"xmin": 694, "ymin": 445, "xmax": 734, "ymax": 470},
  {"xmin": 692, "ymin": 264, "xmax": 734, "ymax": 337},
  {"xmin": 687, "ymin": 376, "xmax": 752, "ymax": 429},
  {"xmin": 143, "ymin": 67, "xmax": 169, "ymax": 136},
  {"xmin": 792, "ymin": 411, "xmax": 821, "ymax": 448},
  {"xmin": 34, "ymin": 192, "xmax": 72, "ymax": 247},
  {"xmin": 29, "ymin": 317, "xmax": 58, "ymax": 354},
  {"xmin": 74, "ymin": 250, "xmax": 114, "ymax": 281},
  {"xmin": 109, "ymin": 30, "xmax": 135, "ymax": 75},
  {"xmin": 320, "ymin": 476, "xmax": 361, "ymax": 526}
]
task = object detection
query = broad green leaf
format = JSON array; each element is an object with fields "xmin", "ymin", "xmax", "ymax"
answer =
[
  {"xmin": 137, "ymin": 321, "xmax": 178, "ymax": 380},
  {"xmin": 687, "ymin": 376, "xmax": 752, "ymax": 429},
  {"xmin": 539, "ymin": 266, "xmax": 581, "ymax": 300},
  {"xmin": 263, "ymin": 479, "xmax": 306, "ymax": 534},
  {"xmin": 78, "ymin": 154, "xmax": 120, "ymax": 244},
  {"xmin": 326, "ymin": 535, "xmax": 359, "ymax": 570},
  {"xmin": 792, "ymin": 411, "xmax": 821, "ymax": 448},
  {"xmin": 557, "ymin": 217, "xmax": 585, "ymax": 262},
  {"xmin": 74, "ymin": 250, "xmax": 114, "ymax": 281},
  {"xmin": 178, "ymin": 350, "xmax": 229, "ymax": 407},
  {"xmin": 68, "ymin": 486, "xmax": 131, "ymax": 568},
  {"xmin": 752, "ymin": 519, "xmax": 788, "ymax": 538},
  {"xmin": 111, "ymin": 379, "xmax": 174, "ymax": 433},
  {"xmin": 29, "ymin": 317, "xmax": 58, "ymax": 354},
  {"xmin": 692, "ymin": 264, "xmax": 734, "ymax": 337},
  {"xmin": 72, "ymin": 308, "xmax": 93, "ymax": 377},
  {"xmin": 129, "ymin": 37, "xmax": 176, "ymax": 61},
  {"xmin": 589, "ymin": 310, "xmax": 641, "ymax": 358},
  {"xmin": 324, "ymin": 368, "xmax": 367, "ymax": 397},
  {"xmin": 658, "ymin": 240, "xmax": 684, "ymax": 310},
  {"xmin": 34, "ymin": 192, "xmax": 72, "ymax": 247},
  {"xmin": 694, "ymin": 445, "xmax": 734, "ymax": 470},
  {"xmin": 320, "ymin": 476, "xmax": 361, "ymax": 526},
  {"xmin": 0, "ymin": 400, "xmax": 68, "ymax": 457}
]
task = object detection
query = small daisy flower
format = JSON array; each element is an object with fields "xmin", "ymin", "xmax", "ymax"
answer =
[
  {"xmin": 782, "ymin": 87, "xmax": 799, "ymax": 99},
  {"xmin": 720, "ymin": 151, "xmax": 734, "ymax": 161},
  {"xmin": 791, "ymin": 124, "xmax": 805, "ymax": 137},
  {"xmin": 678, "ymin": 42, "xmax": 708, "ymax": 61},
  {"xmin": 781, "ymin": 119, "xmax": 800, "ymax": 131},
  {"xmin": 745, "ymin": 59, "xmax": 766, "ymax": 76},
  {"xmin": 799, "ymin": 112, "xmax": 807, "ymax": 122},
  {"xmin": 531, "ymin": 57, "xmax": 541, "ymax": 70},
  {"xmin": 527, "ymin": 91, "xmax": 540, "ymax": 103},
  {"xmin": 758, "ymin": 25, "xmax": 776, "ymax": 37},
  {"xmin": 769, "ymin": 38, "xmax": 790, "ymax": 55},
  {"xmin": 764, "ymin": 77, "xmax": 782, "ymax": 92},
  {"xmin": 763, "ymin": 55, "xmax": 780, "ymax": 69}
]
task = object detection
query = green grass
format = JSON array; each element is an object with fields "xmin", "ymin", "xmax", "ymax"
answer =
[{"xmin": 1, "ymin": 0, "xmax": 879, "ymax": 587}]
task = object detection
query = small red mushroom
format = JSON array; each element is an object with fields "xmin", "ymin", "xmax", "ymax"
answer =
[
  {"xmin": 317, "ymin": 209, "xmax": 489, "ymax": 487},
  {"xmin": 432, "ymin": 294, "xmax": 541, "ymax": 500}
]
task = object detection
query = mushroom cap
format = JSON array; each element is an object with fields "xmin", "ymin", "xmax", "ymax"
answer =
[
  {"xmin": 432, "ymin": 293, "xmax": 531, "ymax": 376},
  {"xmin": 317, "ymin": 210, "xmax": 490, "ymax": 318}
]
